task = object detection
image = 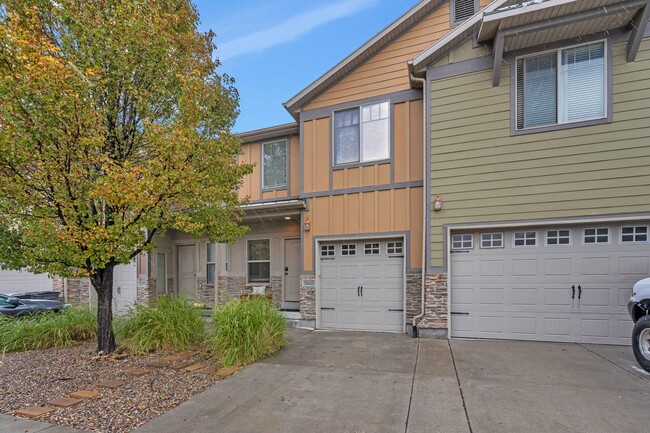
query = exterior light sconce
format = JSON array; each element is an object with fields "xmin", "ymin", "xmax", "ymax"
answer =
[
  {"xmin": 433, "ymin": 194, "xmax": 443, "ymax": 211},
  {"xmin": 304, "ymin": 217, "xmax": 311, "ymax": 231}
]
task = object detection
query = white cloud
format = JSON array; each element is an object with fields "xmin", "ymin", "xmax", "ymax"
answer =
[{"xmin": 218, "ymin": 0, "xmax": 378, "ymax": 61}]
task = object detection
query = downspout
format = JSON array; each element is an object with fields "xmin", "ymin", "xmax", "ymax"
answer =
[{"xmin": 409, "ymin": 61, "xmax": 427, "ymax": 338}]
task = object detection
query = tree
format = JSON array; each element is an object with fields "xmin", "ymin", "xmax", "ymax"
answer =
[{"xmin": 0, "ymin": 0, "xmax": 252, "ymax": 353}]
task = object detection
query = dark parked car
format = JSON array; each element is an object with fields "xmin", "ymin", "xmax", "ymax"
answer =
[{"xmin": 0, "ymin": 293, "xmax": 67, "ymax": 317}]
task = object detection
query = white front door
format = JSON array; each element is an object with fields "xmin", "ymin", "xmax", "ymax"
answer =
[
  {"xmin": 177, "ymin": 245, "xmax": 196, "ymax": 298},
  {"xmin": 283, "ymin": 238, "xmax": 301, "ymax": 308}
]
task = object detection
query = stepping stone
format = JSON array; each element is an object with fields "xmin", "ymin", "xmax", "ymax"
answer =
[
  {"xmin": 47, "ymin": 397, "xmax": 82, "ymax": 408},
  {"xmin": 196, "ymin": 366, "xmax": 218, "ymax": 375},
  {"xmin": 146, "ymin": 360, "xmax": 171, "ymax": 368},
  {"xmin": 162, "ymin": 355, "xmax": 184, "ymax": 362},
  {"xmin": 124, "ymin": 367, "xmax": 151, "ymax": 377},
  {"xmin": 178, "ymin": 351, "xmax": 195, "ymax": 359},
  {"xmin": 69, "ymin": 390, "xmax": 101, "ymax": 399},
  {"xmin": 215, "ymin": 367, "xmax": 239, "ymax": 378},
  {"xmin": 184, "ymin": 363, "xmax": 207, "ymax": 372},
  {"xmin": 15, "ymin": 406, "xmax": 55, "ymax": 419},
  {"xmin": 168, "ymin": 361, "xmax": 194, "ymax": 370},
  {"xmin": 96, "ymin": 380, "xmax": 124, "ymax": 389}
]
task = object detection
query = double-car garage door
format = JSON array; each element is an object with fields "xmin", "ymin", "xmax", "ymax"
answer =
[
  {"xmin": 450, "ymin": 222, "xmax": 650, "ymax": 345},
  {"xmin": 319, "ymin": 239, "xmax": 404, "ymax": 332}
]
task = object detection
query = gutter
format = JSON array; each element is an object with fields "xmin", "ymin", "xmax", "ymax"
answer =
[{"xmin": 408, "ymin": 62, "xmax": 427, "ymax": 338}]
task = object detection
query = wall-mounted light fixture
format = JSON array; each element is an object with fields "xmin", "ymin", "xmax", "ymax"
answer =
[
  {"xmin": 433, "ymin": 193, "xmax": 443, "ymax": 211},
  {"xmin": 304, "ymin": 217, "xmax": 311, "ymax": 231}
]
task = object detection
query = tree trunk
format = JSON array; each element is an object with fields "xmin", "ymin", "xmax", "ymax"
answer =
[{"xmin": 90, "ymin": 263, "xmax": 117, "ymax": 354}]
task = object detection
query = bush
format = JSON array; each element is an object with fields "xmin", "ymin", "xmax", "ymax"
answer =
[
  {"xmin": 115, "ymin": 295, "xmax": 204, "ymax": 353},
  {"xmin": 208, "ymin": 298, "xmax": 285, "ymax": 367},
  {"xmin": 0, "ymin": 307, "xmax": 97, "ymax": 353}
]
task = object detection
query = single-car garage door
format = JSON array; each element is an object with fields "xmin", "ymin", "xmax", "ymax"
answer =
[
  {"xmin": 319, "ymin": 239, "xmax": 404, "ymax": 332},
  {"xmin": 450, "ymin": 222, "xmax": 650, "ymax": 345}
]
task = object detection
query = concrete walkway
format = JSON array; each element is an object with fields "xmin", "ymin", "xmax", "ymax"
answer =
[{"xmin": 4, "ymin": 329, "xmax": 650, "ymax": 432}]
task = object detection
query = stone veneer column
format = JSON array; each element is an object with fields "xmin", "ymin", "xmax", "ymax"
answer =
[
  {"xmin": 216, "ymin": 276, "xmax": 247, "ymax": 304},
  {"xmin": 195, "ymin": 278, "xmax": 215, "ymax": 307},
  {"xmin": 417, "ymin": 273, "xmax": 448, "ymax": 332},
  {"xmin": 269, "ymin": 276, "xmax": 283, "ymax": 308},
  {"xmin": 136, "ymin": 277, "xmax": 156, "ymax": 305},
  {"xmin": 405, "ymin": 273, "xmax": 423, "ymax": 323},
  {"xmin": 299, "ymin": 275, "xmax": 316, "ymax": 320}
]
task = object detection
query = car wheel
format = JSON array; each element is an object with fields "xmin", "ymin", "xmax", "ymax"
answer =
[{"xmin": 632, "ymin": 315, "xmax": 650, "ymax": 372}]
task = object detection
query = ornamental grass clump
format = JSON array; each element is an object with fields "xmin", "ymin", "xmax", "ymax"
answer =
[
  {"xmin": 208, "ymin": 298, "xmax": 286, "ymax": 367},
  {"xmin": 115, "ymin": 295, "xmax": 204, "ymax": 353},
  {"xmin": 0, "ymin": 307, "xmax": 97, "ymax": 353}
]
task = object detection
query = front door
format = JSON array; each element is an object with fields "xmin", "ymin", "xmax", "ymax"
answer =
[
  {"xmin": 177, "ymin": 245, "xmax": 196, "ymax": 299},
  {"xmin": 283, "ymin": 238, "xmax": 301, "ymax": 309}
]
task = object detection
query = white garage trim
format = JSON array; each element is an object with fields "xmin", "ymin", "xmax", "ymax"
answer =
[
  {"xmin": 315, "ymin": 234, "xmax": 407, "ymax": 332},
  {"xmin": 446, "ymin": 214, "xmax": 650, "ymax": 338}
]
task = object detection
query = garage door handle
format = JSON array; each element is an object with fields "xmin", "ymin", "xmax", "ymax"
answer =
[
  {"xmin": 388, "ymin": 309, "xmax": 403, "ymax": 312},
  {"xmin": 321, "ymin": 307, "xmax": 335, "ymax": 310},
  {"xmin": 571, "ymin": 285, "xmax": 575, "ymax": 299},
  {"xmin": 357, "ymin": 286, "xmax": 360, "ymax": 297},
  {"xmin": 578, "ymin": 285, "xmax": 582, "ymax": 300}
]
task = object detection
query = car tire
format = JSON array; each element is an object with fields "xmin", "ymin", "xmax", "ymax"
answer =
[{"xmin": 632, "ymin": 315, "xmax": 650, "ymax": 372}]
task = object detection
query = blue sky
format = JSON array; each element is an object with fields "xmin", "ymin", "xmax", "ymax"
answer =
[{"xmin": 193, "ymin": 0, "xmax": 418, "ymax": 133}]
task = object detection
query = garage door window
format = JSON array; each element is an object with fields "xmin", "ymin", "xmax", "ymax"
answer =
[
  {"xmin": 480, "ymin": 232, "xmax": 503, "ymax": 248},
  {"xmin": 621, "ymin": 226, "xmax": 648, "ymax": 243},
  {"xmin": 546, "ymin": 229, "xmax": 570, "ymax": 246},
  {"xmin": 341, "ymin": 244, "xmax": 356, "ymax": 256},
  {"xmin": 248, "ymin": 239, "xmax": 270, "ymax": 283},
  {"xmin": 584, "ymin": 228, "xmax": 609, "ymax": 244},
  {"xmin": 364, "ymin": 243, "xmax": 380, "ymax": 255},
  {"xmin": 387, "ymin": 241, "xmax": 403, "ymax": 255},
  {"xmin": 514, "ymin": 231, "xmax": 536, "ymax": 247},
  {"xmin": 321, "ymin": 245, "xmax": 335, "ymax": 258},
  {"xmin": 451, "ymin": 234, "xmax": 473, "ymax": 250}
]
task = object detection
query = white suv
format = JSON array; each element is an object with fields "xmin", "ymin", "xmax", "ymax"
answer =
[{"xmin": 628, "ymin": 278, "xmax": 650, "ymax": 371}]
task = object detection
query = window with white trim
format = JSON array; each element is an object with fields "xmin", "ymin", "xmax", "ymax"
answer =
[
  {"xmin": 247, "ymin": 239, "xmax": 270, "ymax": 283},
  {"xmin": 262, "ymin": 140, "xmax": 287, "ymax": 189},
  {"xmin": 514, "ymin": 231, "xmax": 536, "ymax": 247},
  {"xmin": 321, "ymin": 245, "xmax": 335, "ymax": 257},
  {"xmin": 516, "ymin": 41, "xmax": 606, "ymax": 130},
  {"xmin": 206, "ymin": 243, "xmax": 216, "ymax": 284},
  {"xmin": 333, "ymin": 101, "xmax": 389, "ymax": 166},
  {"xmin": 584, "ymin": 228, "xmax": 609, "ymax": 244},
  {"xmin": 341, "ymin": 244, "xmax": 356, "ymax": 256},
  {"xmin": 364, "ymin": 242, "xmax": 380, "ymax": 255},
  {"xmin": 546, "ymin": 229, "xmax": 570, "ymax": 246},
  {"xmin": 387, "ymin": 241, "xmax": 403, "ymax": 255},
  {"xmin": 480, "ymin": 232, "xmax": 503, "ymax": 248},
  {"xmin": 621, "ymin": 226, "xmax": 648, "ymax": 243},
  {"xmin": 451, "ymin": 234, "xmax": 473, "ymax": 250},
  {"xmin": 451, "ymin": 0, "xmax": 477, "ymax": 24}
]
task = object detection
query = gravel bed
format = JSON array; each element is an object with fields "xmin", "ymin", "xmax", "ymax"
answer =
[{"xmin": 0, "ymin": 343, "xmax": 223, "ymax": 432}]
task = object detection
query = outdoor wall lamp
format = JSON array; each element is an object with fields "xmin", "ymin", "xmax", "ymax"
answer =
[
  {"xmin": 434, "ymin": 194, "xmax": 443, "ymax": 211},
  {"xmin": 304, "ymin": 217, "xmax": 311, "ymax": 231}
]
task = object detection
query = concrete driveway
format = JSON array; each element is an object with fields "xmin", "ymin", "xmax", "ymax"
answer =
[{"xmin": 134, "ymin": 328, "xmax": 650, "ymax": 433}]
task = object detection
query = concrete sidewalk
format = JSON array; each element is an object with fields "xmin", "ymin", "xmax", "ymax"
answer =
[{"xmin": 0, "ymin": 413, "xmax": 85, "ymax": 433}]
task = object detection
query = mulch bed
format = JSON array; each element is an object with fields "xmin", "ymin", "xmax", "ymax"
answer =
[{"xmin": 0, "ymin": 343, "xmax": 230, "ymax": 432}]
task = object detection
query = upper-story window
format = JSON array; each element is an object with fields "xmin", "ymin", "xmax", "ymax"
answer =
[
  {"xmin": 333, "ymin": 101, "xmax": 389, "ymax": 166},
  {"xmin": 262, "ymin": 140, "xmax": 287, "ymax": 189},
  {"xmin": 516, "ymin": 41, "xmax": 606, "ymax": 130},
  {"xmin": 451, "ymin": 0, "xmax": 478, "ymax": 25}
]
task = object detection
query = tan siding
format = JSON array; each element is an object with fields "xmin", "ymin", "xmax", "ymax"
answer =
[
  {"xmin": 428, "ymin": 39, "xmax": 650, "ymax": 268},
  {"xmin": 394, "ymin": 100, "xmax": 424, "ymax": 183},
  {"xmin": 302, "ymin": 187, "xmax": 423, "ymax": 271},
  {"xmin": 305, "ymin": 0, "xmax": 489, "ymax": 111},
  {"xmin": 289, "ymin": 135, "xmax": 300, "ymax": 196}
]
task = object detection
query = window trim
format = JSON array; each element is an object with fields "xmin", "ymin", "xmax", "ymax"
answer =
[
  {"xmin": 451, "ymin": 233, "xmax": 474, "ymax": 250},
  {"xmin": 450, "ymin": 0, "xmax": 479, "ymax": 26},
  {"xmin": 513, "ymin": 231, "xmax": 538, "ymax": 248},
  {"xmin": 620, "ymin": 225, "xmax": 649, "ymax": 244},
  {"xmin": 261, "ymin": 139, "xmax": 289, "ymax": 191},
  {"xmin": 544, "ymin": 229, "xmax": 572, "ymax": 247},
  {"xmin": 582, "ymin": 227, "xmax": 611, "ymax": 246},
  {"xmin": 510, "ymin": 38, "xmax": 612, "ymax": 136},
  {"xmin": 206, "ymin": 243, "xmax": 216, "ymax": 285},
  {"xmin": 246, "ymin": 238, "xmax": 271, "ymax": 284},
  {"xmin": 479, "ymin": 232, "xmax": 504, "ymax": 249},
  {"xmin": 331, "ymin": 100, "xmax": 392, "ymax": 169}
]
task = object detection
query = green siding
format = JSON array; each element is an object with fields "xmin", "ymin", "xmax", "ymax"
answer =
[{"xmin": 429, "ymin": 39, "xmax": 650, "ymax": 268}]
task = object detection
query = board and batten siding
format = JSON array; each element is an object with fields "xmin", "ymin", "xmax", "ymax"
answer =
[
  {"xmin": 304, "ymin": 0, "xmax": 492, "ymax": 111},
  {"xmin": 429, "ymin": 39, "xmax": 650, "ymax": 268},
  {"xmin": 238, "ymin": 134, "xmax": 300, "ymax": 202}
]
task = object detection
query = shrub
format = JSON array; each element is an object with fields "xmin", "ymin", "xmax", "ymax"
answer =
[
  {"xmin": 115, "ymin": 295, "xmax": 204, "ymax": 353},
  {"xmin": 208, "ymin": 298, "xmax": 285, "ymax": 367},
  {"xmin": 0, "ymin": 307, "xmax": 97, "ymax": 353}
]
